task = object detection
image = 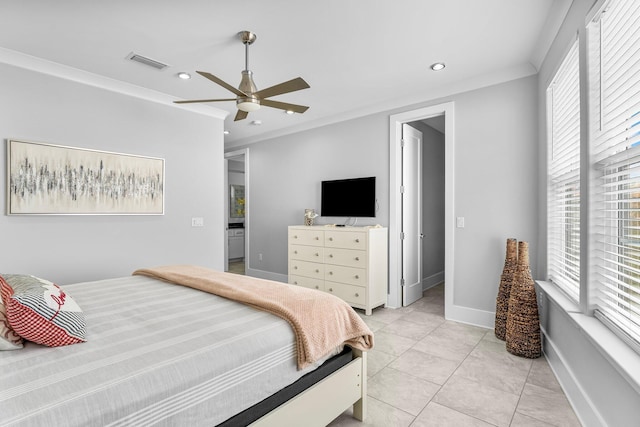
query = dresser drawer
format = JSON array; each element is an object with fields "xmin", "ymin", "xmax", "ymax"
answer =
[
  {"xmin": 290, "ymin": 260, "xmax": 324, "ymax": 280},
  {"xmin": 325, "ymin": 264, "xmax": 366, "ymax": 287},
  {"xmin": 326, "ymin": 282, "xmax": 366, "ymax": 305},
  {"xmin": 290, "ymin": 244, "xmax": 324, "ymax": 262},
  {"xmin": 324, "ymin": 247, "xmax": 366, "ymax": 268},
  {"xmin": 289, "ymin": 228, "xmax": 324, "ymax": 246},
  {"xmin": 289, "ymin": 275, "xmax": 325, "ymax": 291},
  {"xmin": 325, "ymin": 231, "xmax": 366, "ymax": 250}
]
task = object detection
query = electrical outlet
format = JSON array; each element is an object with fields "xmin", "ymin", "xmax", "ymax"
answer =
[
  {"xmin": 191, "ymin": 217, "xmax": 204, "ymax": 227},
  {"xmin": 456, "ymin": 217, "xmax": 465, "ymax": 228},
  {"xmin": 259, "ymin": 253, "xmax": 263, "ymax": 262}
]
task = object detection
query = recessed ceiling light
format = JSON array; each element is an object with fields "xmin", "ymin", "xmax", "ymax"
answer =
[
  {"xmin": 223, "ymin": 130, "xmax": 230, "ymax": 135},
  {"xmin": 430, "ymin": 62, "xmax": 446, "ymax": 71},
  {"xmin": 285, "ymin": 110, "xmax": 295, "ymax": 115},
  {"xmin": 251, "ymin": 120, "xmax": 262, "ymax": 126},
  {"xmin": 177, "ymin": 72, "xmax": 191, "ymax": 80}
]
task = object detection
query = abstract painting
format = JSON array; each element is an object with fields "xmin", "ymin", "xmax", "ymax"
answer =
[{"xmin": 6, "ymin": 139, "xmax": 164, "ymax": 215}]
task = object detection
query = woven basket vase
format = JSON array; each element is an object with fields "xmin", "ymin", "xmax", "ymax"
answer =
[
  {"xmin": 494, "ymin": 238, "xmax": 518, "ymax": 341},
  {"xmin": 505, "ymin": 241, "xmax": 542, "ymax": 358}
]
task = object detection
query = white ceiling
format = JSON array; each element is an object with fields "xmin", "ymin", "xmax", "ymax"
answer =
[{"xmin": 0, "ymin": 1, "xmax": 571, "ymax": 147}]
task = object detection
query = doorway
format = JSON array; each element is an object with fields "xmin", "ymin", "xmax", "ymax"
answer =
[
  {"xmin": 389, "ymin": 102, "xmax": 454, "ymax": 317},
  {"xmin": 225, "ymin": 148, "xmax": 249, "ymax": 275}
]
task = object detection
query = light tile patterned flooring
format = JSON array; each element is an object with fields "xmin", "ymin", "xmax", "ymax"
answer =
[{"xmin": 328, "ymin": 284, "xmax": 581, "ymax": 427}]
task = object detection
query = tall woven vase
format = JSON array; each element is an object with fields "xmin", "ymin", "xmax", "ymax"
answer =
[
  {"xmin": 505, "ymin": 241, "xmax": 542, "ymax": 358},
  {"xmin": 494, "ymin": 238, "xmax": 518, "ymax": 341}
]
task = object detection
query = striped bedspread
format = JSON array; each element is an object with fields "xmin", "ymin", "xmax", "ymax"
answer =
[{"xmin": 0, "ymin": 275, "xmax": 341, "ymax": 426}]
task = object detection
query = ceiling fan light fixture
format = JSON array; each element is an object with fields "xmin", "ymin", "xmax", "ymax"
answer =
[{"xmin": 237, "ymin": 99, "xmax": 261, "ymax": 112}]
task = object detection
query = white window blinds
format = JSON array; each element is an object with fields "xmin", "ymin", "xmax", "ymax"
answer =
[
  {"xmin": 589, "ymin": 0, "xmax": 640, "ymax": 346},
  {"xmin": 547, "ymin": 39, "xmax": 581, "ymax": 301}
]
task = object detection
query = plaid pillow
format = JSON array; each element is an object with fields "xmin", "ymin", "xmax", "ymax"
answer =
[{"xmin": 0, "ymin": 274, "xmax": 86, "ymax": 347}]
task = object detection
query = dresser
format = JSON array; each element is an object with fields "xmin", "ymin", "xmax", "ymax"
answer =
[{"xmin": 288, "ymin": 225, "xmax": 388, "ymax": 315}]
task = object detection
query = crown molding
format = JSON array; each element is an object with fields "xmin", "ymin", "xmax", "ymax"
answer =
[{"xmin": 0, "ymin": 46, "xmax": 228, "ymax": 120}]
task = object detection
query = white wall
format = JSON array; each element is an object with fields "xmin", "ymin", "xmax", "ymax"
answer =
[
  {"xmin": 0, "ymin": 63, "xmax": 226, "ymax": 284},
  {"xmin": 234, "ymin": 74, "xmax": 539, "ymax": 323}
]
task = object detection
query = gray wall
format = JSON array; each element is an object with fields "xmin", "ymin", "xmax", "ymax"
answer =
[
  {"xmin": 245, "ymin": 114, "xmax": 388, "ymax": 276},
  {"xmin": 535, "ymin": 0, "xmax": 640, "ymax": 425},
  {"xmin": 0, "ymin": 63, "xmax": 226, "ymax": 284},
  {"xmin": 235, "ymin": 74, "xmax": 539, "ymax": 325}
]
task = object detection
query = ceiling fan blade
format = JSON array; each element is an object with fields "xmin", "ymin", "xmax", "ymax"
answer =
[
  {"xmin": 196, "ymin": 71, "xmax": 247, "ymax": 97},
  {"xmin": 253, "ymin": 77, "xmax": 310, "ymax": 99},
  {"xmin": 261, "ymin": 99, "xmax": 309, "ymax": 114},
  {"xmin": 173, "ymin": 98, "xmax": 237, "ymax": 104},
  {"xmin": 234, "ymin": 110, "xmax": 249, "ymax": 121}
]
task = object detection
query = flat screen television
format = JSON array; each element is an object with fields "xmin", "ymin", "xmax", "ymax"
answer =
[{"xmin": 321, "ymin": 177, "xmax": 376, "ymax": 217}]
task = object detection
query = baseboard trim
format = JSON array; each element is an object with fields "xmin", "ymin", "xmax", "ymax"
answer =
[
  {"xmin": 445, "ymin": 303, "xmax": 494, "ymax": 329},
  {"xmin": 422, "ymin": 271, "xmax": 444, "ymax": 291},
  {"xmin": 541, "ymin": 328, "xmax": 604, "ymax": 427},
  {"xmin": 246, "ymin": 267, "xmax": 288, "ymax": 283}
]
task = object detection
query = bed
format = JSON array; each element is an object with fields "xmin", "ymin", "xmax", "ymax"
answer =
[{"xmin": 0, "ymin": 265, "xmax": 372, "ymax": 426}]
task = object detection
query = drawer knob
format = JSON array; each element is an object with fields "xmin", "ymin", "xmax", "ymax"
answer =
[
  {"xmin": 294, "ymin": 250, "xmax": 298, "ymax": 254},
  {"xmin": 355, "ymin": 257, "xmax": 360, "ymax": 261},
  {"xmin": 355, "ymin": 275, "xmax": 359, "ymax": 279},
  {"xmin": 329, "ymin": 237, "xmax": 333, "ymax": 241},
  {"xmin": 329, "ymin": 271, "xmax": 333, "ymax": 275},
  {"xmin": 294, "ymin": 266, "xmax": 298, "ymax": 269},
  {"xmin": 355, "ymin": 293, "xmax": 360, "ymax": 297},
  {"xmin": 329, "ymin": 254, "xmax": 334, "ymax": 258},
  {"xmin": 329, "ymin": 288, "xmax": 333, "ymax": 292},
  {"xmin": 294, "ymin": 235, "xmax": 298, "ymax": 239},
  {"xmin": 315, "ymin": 236, "xmax": 320, "ymax": 240},
  {"xmin": 315, "ymin": 285, "xmax": 319, "ymax": 289},
  {"xmin": 315, "ymin": 253, "xmax": 319, "ymax": 257},
  {"xmin": 355, "ymin": 238, "xmax": 360, "ymax": 243},
  {"xmin": 294, "ymin": 281, "xmax": 298, "ymax": 285},
  {"xmin": 315, "ymin": 269, "xmax": 320, "ymax": 273}
]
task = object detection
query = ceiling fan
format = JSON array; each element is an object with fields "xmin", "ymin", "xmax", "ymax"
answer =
[{"xmin": 174, "ymin": 31, "xmax": 310, "ymax": 121}]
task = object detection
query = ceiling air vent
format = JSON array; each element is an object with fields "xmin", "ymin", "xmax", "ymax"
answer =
[{"xmin": 125, "ymin": 52, "xmax": 169, "ymax": 70}]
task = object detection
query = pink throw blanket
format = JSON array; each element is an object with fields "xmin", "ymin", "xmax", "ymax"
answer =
[{"xmin": 133, "ymin": 265, "xmax": 374, "ymax": 369}]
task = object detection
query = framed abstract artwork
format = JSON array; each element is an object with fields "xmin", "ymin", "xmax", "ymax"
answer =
[{"xmin": 6, "ymin": 139, "xmax": 165, "ymax": 215}]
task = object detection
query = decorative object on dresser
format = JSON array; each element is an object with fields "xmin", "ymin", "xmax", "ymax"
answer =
[
  {"xmin": 495, "ymin": 238, "xmax": 518, "ymax": 341},
  {"xmin": 288, "ymin": 225, "xmax": 388, "ymax": 315},
  {"xmin": 505, "ymin": 241, "xmax": 542, "ymax": 358},
  {"xmin": 304, "ymin": 208, "xmax": 318, "ymax": 226}
]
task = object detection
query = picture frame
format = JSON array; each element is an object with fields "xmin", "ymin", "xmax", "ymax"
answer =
[
  {"xmin": 229, "ymin": 184, "xmax": 245, "ymax": 218},
  {"xmin": 6, "ymin": 139, "xmax": 165, "ymax": 215}
]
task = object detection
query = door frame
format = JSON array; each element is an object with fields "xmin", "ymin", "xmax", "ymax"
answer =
[
  {"xmin": 225, "ymin": 148, "xmax": 249, "ymax": 273},
  {"xmin": 389, "ymin": 102, "xmax": 454, "ymax": 316}
]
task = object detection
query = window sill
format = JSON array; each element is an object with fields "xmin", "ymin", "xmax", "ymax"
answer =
[{"xmin": 536, "ymin": 280, "xmax": 640, "ymax": 395}]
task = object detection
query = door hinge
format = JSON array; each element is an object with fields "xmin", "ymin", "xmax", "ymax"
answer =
[
  {"xmin": 401, "ymin": 278, "xmax": 406, "ymax": 287},
  {"xmin": 401, "ymin": 139, "xmax": 405, "ymax": 147},
  {"xmin": 400, "ymin": 185, "xmax": 405, "ymax": 194},
  {"xmin": 400, "ymin": 232, "xmax": 405, "ymax": 240}
]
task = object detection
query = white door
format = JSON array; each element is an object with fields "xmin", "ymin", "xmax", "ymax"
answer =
[
  {"xmin": 224, "ymin": 158, "xmax": 229, "ymax": 272},
  {"xmin": 402, "ymin": 124, "xmax": 423, "ymax": 306}
]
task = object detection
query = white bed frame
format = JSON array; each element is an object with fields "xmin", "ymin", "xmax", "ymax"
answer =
[{"xmin": 251, "ymin": 349, "xmax": 367, "ymax": 426}]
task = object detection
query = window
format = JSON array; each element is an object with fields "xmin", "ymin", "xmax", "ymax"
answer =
[
  {"xmin": 589, "ymin": 0, "xmax": 640, "ymax": 348},
  {"xmin": 547, "ymin": 39, "xmax": 581, "ymax": 301}
]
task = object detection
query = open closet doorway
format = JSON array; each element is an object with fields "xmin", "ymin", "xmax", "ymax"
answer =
[
  {"xmin": 389, "ymin": 103, "xmax": 454, "ymax": 318},
  {"xmin": 225, "ymin": 149, "xmax": 249, "ymax": 275}
]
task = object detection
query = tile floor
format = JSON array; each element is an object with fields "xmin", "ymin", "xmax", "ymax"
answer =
[
  {"xmin": 328, "ymin": 284, "xmax": 581, "ymax": 427},
  {"xmin": 227, "ymin": 260, "xmax": 245, "ymax": 275}
]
